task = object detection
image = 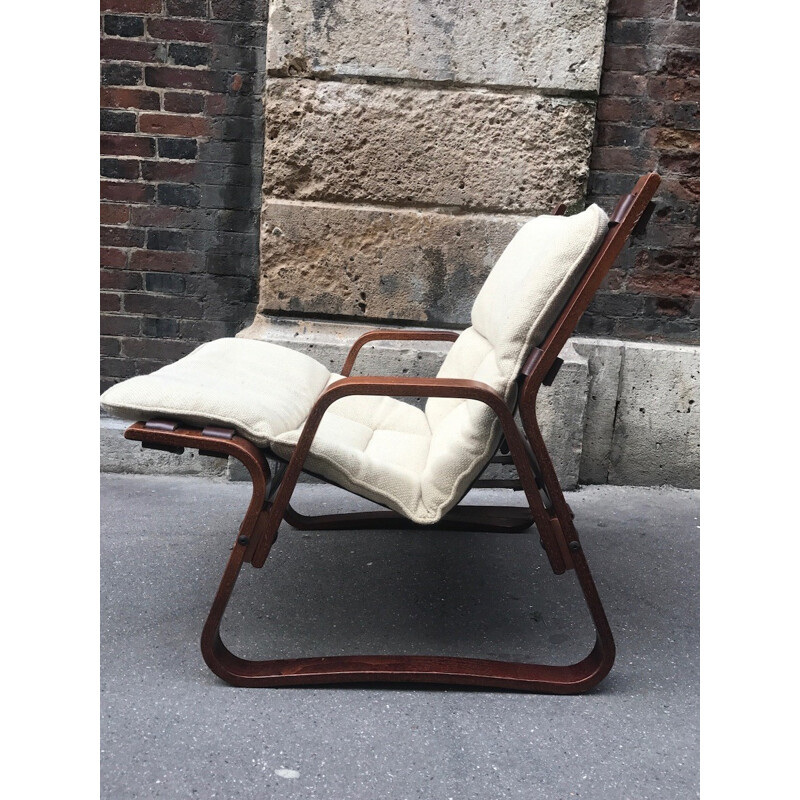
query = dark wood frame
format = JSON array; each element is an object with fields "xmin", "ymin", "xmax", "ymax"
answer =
[{"xmin": 123, "ymin": 173, "xmax": 661, "ymax": 692}]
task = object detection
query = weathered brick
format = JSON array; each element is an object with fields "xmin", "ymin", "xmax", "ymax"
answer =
[
  {"xmin": 123, "ymin": 292, "xmax": 203, "ymax": 316},
  {"xmin": 165, "ymin": 0, "xmax": 208, "ymax": 17},
  {"xmin": 101, "ymin": 247, "xmax": 129, "ymax": 268},
  {"xmin": 101, "ymin": 336, "xmax": 122, "ymax": 358},
  {"xmin": 101, "ymin": 62, "xmax": 143, "ymax": 86},
  {"xmin": 144, "ymin": 66, "xmax": 217, "ymax": 90},
  {"xmin": 164, "ymin": 92, "xmax": 205, "ymax": 114},
  {"xmin": 168, "ymin": 43, "xmax": 210, "ymax": 67},
  {"xmin": 211, "ymin": 0, "xmax": 267, "ymax": 21},
  {"xmin": 157, "ymin": 137, "xmax": 198, "ymax": 159},
  {"xmin": 146, "ymin": 229, "xmax": 187, "ymax": 250},
  {"xmin": 100, "ymin": 110, "xmax": 137, "ymax": 133},
  {"xmin": 141, "ymin": 318, "xmax": 181, "ymax": 338},
  {"xmin": 608, "ymin": 0, "xmax": 674, "ymax": 18},
  {"xmin": 147, "ymin": 18, "xmax": 213, "ymax": 42},
  {"xmin": 595, "ymin": 124, "xmax": 643, "ymax": 148},
  {"xmin": 101, "ymin": 0, "xmax": 163, "ymax": 12},
  {"xmin": 101, "ymin": 203, "xmax": 130, "ymax": 225},
  {"xmin": 101, "ymin": 292, "xmax": 122, "ymax": 311},
  {"xmin": 101, "ymin": 181, "xmax": 155, "ymax": 202},
  {"xmin": 100, "ymin": 38, "xmax": 164, "ymax": 62},
  {"xmin": 101, "ymin": 87, "xmax": 160, "ymax": 110},
  {"xmin": 163, "ymin": 92, "xmax": 205, "ymax": 113},
  {"xmin": 123, "ymin": 338, "xmax": 199, "ymax": 362},
  {"xmin": 104, "ymin": 14, "xmax": 145, "ymax": 37},
  {"xmin": 157, "ymin": 183, "xmax": 201, "ymax": 207},
  {"xmin": 101, "ymin": 225, "xmax": 146, "ymax": 248},
  {"xmin": 101, "ymin": 134, "xmax": 155, "ymax": 157},
  {"xmin": 100, "ymin": 157, "xmax": 141, "ymax": 180},
  {"xmin": 599, "ymin": 71, "xmax": 647, "ymax": 97},
  {"xmin": 141, "ymin": 160, "xmax": 198, "ymax": 181},
  {"xmin": 129, "ymin": 249, "xmax": 200, "ymax": 272},
  {"xmin": 139, "ymin": 113, "xmax": 210, "ymax": 136},
  {"xmin": 100, "ymin": 314, "xmax": 141, "ymax": 336},
  {"xmin": 101, "ymin": 269, "xmax": 142, "ymax": 290},
  {"xmin": 144, "ymin": 272, "xmax": 186, "ymax": 293}
]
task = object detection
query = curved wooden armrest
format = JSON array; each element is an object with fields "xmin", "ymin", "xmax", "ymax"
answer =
[{"xmin": 341, "ymin": 329, "xmax": 460, "ymax": 376}]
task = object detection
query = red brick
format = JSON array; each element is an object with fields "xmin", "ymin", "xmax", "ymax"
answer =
[
  {"xmin": 100, "ymin": 38, "xmax": 163, "ymax": 62},
  {"xmin": 100, "ymin": 87, "xmax": 160, "ymax": 110},
  {"xmin": 647, "ymin": 75, "xmax": 699, "ymax": 103},
  {"xmin": 644, "ymin": 127, "xmax": 700, "ymax": 152},
  {"xmin": 101, "ymin": 269, "xmax": 142, "ymax": 290},
  {"xmin": 658, "ymin": 151, "xmax": 699, "ymax": 176},
  {"xmin": 147, "ymin": 18, "xmax": 213, "ymax": 43},
  {"xmin": 603, "ymin": 45, "xmax": 650, "ymax": 73},
  {"xmin": 139, "ymin": 113, "xmax": 210, "ymax": 136},
  {"xmin": 101, "ymin": 134, "xmax": 155, "ymax": 157},
  {"xmin": 101, "ymin": 225, "xmax": 146, "ymax": 248},
  {"xmin": 628, "ymin": 270, "xmax": 699, "ymax": 298},
  {"xmin": 101, "ymin": 203, "xmax": 130, "ymax": 225},
  {"xmin": 163, "ymin": 91, "xmax": 205, "ymax": 113},
  {"xmin": 599, "ymin": 71, "xmax": 647, "ymax": 97},
  {"xmin": 590, "ymin": 147, "xmax": 656, "ymax": 172},
  {"xmin": 140, "ymin": 160, "xmax": 198, "ymax": 181},
  {"xmin": 101, "ymin": 247, "xmax": 129, "ymax": 268},
  {"xmin": 101, "ymin": 293, "xmax": 122, "ymax": 312},
  {"xmin": 129, "ymin": 249, "xmax": 200, "ymax": 272},
  {"xmin": 101, "ymin": 0, "xmax": 163, "ymax": 11},
  {"xmin": 144, "ymin": 66, "xmax": 215, "ymax": 91},
  {"xmin": 101, "ymin": 315, "xmax": 140, "ymax": 336},
  {"xmin": 100, "ymin": 181, "xmax": 156, "ymax": 202}
]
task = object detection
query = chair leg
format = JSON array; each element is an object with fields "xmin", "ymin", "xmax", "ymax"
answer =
[
  {"xmin": 125, "ymin": 421, "xmax": 615, "ymax": 692},
  {"xmin": 200, "ymin": 513, "xmax": 615, "ymax": 692}
]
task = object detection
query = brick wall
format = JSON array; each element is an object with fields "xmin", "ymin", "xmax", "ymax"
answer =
[
  {"xmin": 100, "ymin": 0, "xmax": 267, "ymax": 391},
  {"xmin": 100, "ymin": 0, "xmax": 700, "ymax": 390},
  {"xmin": 581, "ymin": 0, "xmax": 700, "ymax": 343}
]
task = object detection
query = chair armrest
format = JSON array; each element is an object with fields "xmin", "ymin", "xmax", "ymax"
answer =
[
  {"xmin": 341, "ymin": 329, "xmax": 460, "ymax": 376},
  {"xmin": 279, "ymin": 375, "xmax": 566, "ymax": 574}
]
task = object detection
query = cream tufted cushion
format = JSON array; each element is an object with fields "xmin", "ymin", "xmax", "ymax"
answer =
[{"xmin": 100, "ymin": 205, "xmax": 608, "ymax": 523}]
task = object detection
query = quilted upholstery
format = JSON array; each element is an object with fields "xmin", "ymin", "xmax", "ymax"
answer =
[{"xmin": 100, "ymin": 204, "xmax": 608, "ymax": 523}]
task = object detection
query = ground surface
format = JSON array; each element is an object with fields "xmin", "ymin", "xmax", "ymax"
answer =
[{"xmin": 101, "ymin": 475, "xmax": 699, "ymax": 799}]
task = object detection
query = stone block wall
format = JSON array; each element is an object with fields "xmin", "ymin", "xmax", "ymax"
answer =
[
  {"xmin": 100, "ymin": 0, "xmax": 268, "ymax": 392},
  {"xmin": 257, "ymin": 0, "xmax": 608, "ymax": 327}
]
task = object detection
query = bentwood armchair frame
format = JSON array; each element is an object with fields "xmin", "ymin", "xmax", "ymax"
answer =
[{"xmin": 124, "ymin": 173, "xmax": 661, "ymax": 691}]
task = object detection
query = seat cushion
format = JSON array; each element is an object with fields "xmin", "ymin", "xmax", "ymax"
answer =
[{"xmin": 100, "ymin": 338, "xmax": 333, "ymax": 447}]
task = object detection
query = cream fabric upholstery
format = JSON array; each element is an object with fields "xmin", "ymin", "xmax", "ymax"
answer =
[{"xmin": 100, "ymin": 205, "xmax": 608, "ymax": 523}]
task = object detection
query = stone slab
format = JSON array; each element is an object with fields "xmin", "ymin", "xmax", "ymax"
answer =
[
  {"xmin": 267, "ymin": 0, "xmax": 609, "ymax": 93},
  {"xmin": 572, "ymin": 337, "xmax": 625, "ymax": 485},
  {"xmin": 609, "ymin": 341, "xmax": 700, "ymax": 488},
  {"xmin": 263, "ymin": 79, "xmax": 596, "ymax": 214},
  {"xmin": 260, "ymin": 199, "xmax": 527, "ymax": 324}
]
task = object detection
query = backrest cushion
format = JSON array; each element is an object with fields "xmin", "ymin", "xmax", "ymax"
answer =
[{"xmin": 420, "ymin": 205, "xmax": 608, "ymax": 515}]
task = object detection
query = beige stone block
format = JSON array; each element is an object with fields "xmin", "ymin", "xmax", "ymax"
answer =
[
  {"xmin": 608, "ymin": 342, "xmax": 700, "ymax": 488},
  {"xmin": 267, "ymin": 0, "xmax": 608, "ymax": 93},
  {"xmin": 259, "ymin": 199, "xmax": 528, "ymax": 324},
  {"xmin": 263, "ymin": 79, "xmax": 596, "ymax": 214}
]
